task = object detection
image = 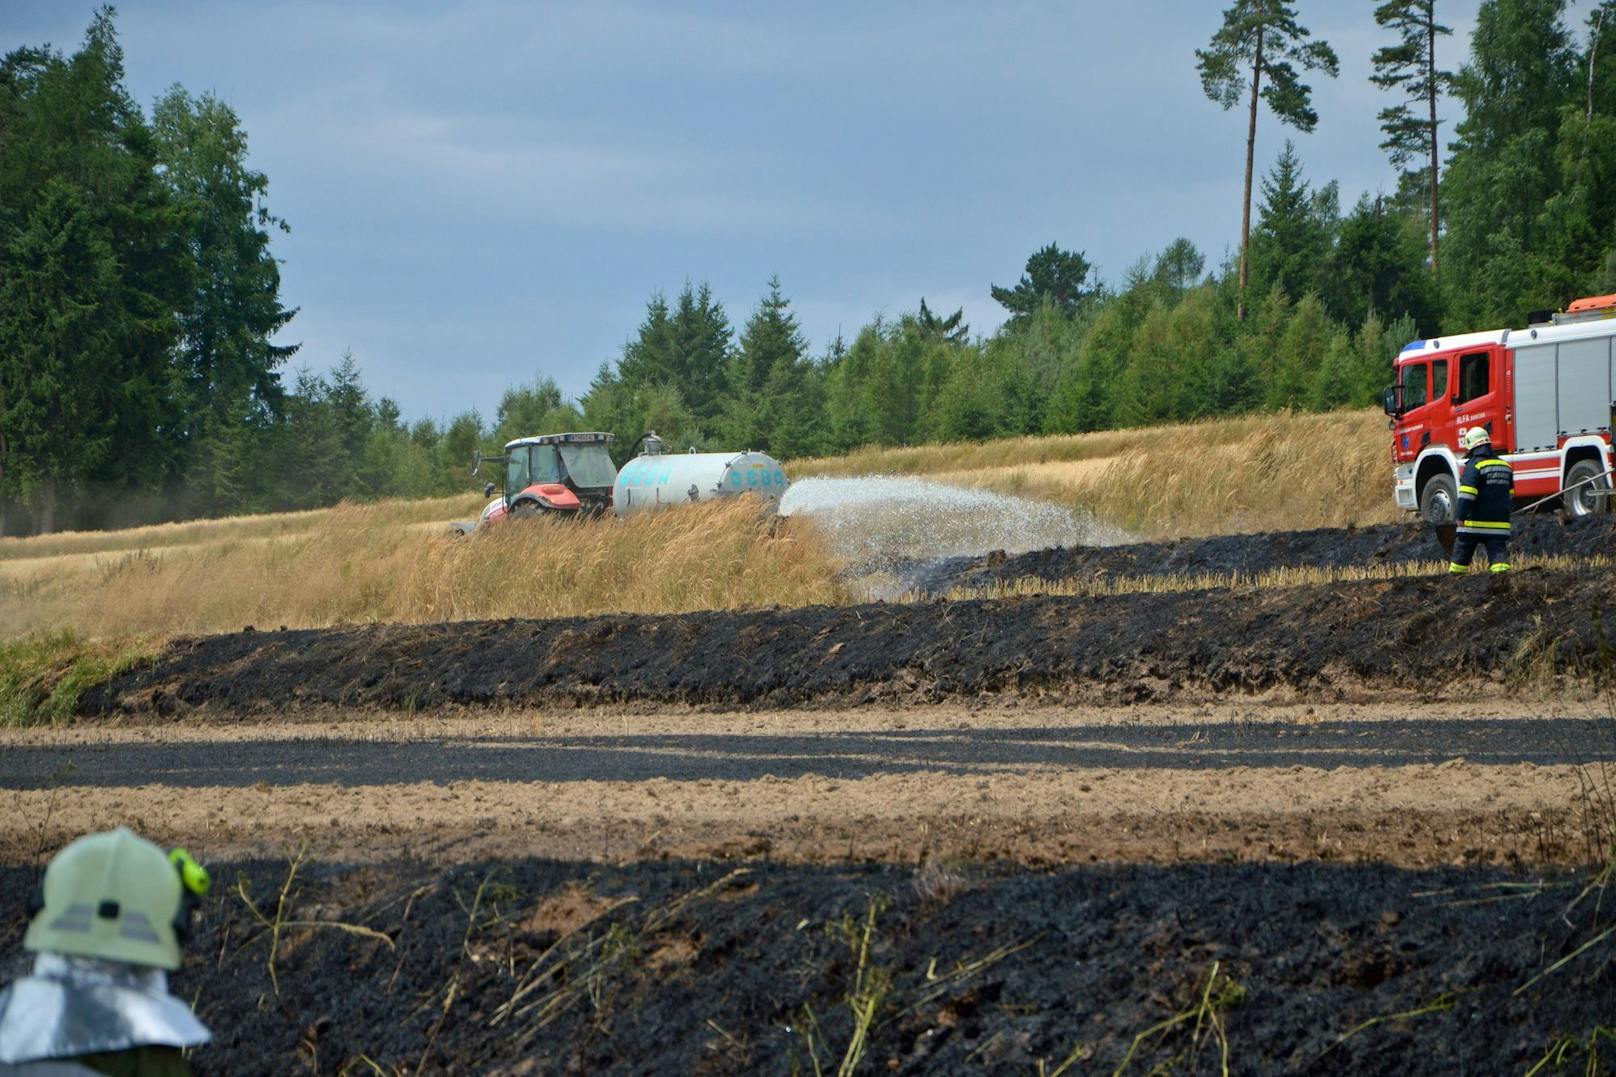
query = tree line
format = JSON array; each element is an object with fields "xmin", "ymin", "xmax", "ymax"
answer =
[{"xmin": 3, "ymin": 1, "xmax": 1614, "ymax": 534}]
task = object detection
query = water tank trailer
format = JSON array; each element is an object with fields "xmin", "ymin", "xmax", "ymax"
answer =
[
  {"xmin": 456, "ymin": 431, "xmax": 790, "ymax": 531},
  {"xmin": 612, "ymin": 437, "xmax": 790, "ymax": 516}
]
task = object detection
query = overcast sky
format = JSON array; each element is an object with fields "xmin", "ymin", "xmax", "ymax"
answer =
[{"xmin": 6, "ymin": 1, "xmax": 1603, "ymax": 421}]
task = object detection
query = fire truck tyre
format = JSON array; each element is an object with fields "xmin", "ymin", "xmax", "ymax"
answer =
[
  {"xmin": 1564, "ymin": 459, "xmax": 1611, "ymax": 517},
  {"xmin": 1418, "ymin": 474, "xmax": 1458, "ymax": 525}
]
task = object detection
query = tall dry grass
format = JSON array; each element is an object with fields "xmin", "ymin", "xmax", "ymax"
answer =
[
  {"xmin": 0, "ymin": 493, "xmax": 487, "ymax": 563},
  {"xmin": 792, "ymin": 409, "xmax": 1397, "ymax": 538},
  {"xmin": 0, "ymin": 497, "xmax": 847, "ymax": 640}
]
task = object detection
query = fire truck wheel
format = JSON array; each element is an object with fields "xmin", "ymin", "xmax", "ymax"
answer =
[
  {"xmin": 1418, "ymin": 473, "xmax": 1457, "ymax": 525},
  {"xmin": 1564, "ymin": 459, "xmax": 1611, "ymax": 517}
]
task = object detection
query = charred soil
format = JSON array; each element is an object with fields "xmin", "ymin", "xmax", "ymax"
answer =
[
  {"xmin": 901, "ymin": 513, "xmax": 1616, "ymax": 597},
  {"xmin": 2, "ymin": 857, "xmax": 1609, "ymax": 1075},
  {"xmin": 83, "ymin": 567, "xmax": 1616, "ymax": 716}
]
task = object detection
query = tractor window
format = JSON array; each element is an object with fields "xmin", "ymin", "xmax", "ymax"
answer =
[
  {"xmin": 506, "ymin": 449, "xmax": 530, "ymax": 492},
  {"xmin": 558, "ymin": 444, "xmax": 616, "ymax": 488},
  {"xmin": 1400, "ymin": 362, "xmax": 1428, "ymax": 410},
  {"xmin": 1457, "ymin": 352, "xmax": 1490, "ymax": 403},
  {"xmin": 1432, "ymin": 359, "xmax": 1448, "ymax": 400},
  {"xmin": 531, "ymin": 445, "xmax": 562, "ymax": 483}
]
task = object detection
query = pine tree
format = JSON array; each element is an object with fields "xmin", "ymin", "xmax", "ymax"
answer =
[
  {"xmin": 990, "ymin": 243, "xmax": 1097, "ymax": 320},
  {"xmin": 1196, "ymin": 1, "xmax": 1339, "ymax": 319},
  {"xmin": 1371, "ymin": 0, "xmax": 1453, "ymax": 271},
  {"xmin": 916, "ymin": 298, "xmax": 970, "ymax": 343}
]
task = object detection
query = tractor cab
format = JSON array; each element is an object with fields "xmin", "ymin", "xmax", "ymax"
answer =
[{"xmin": 477, "ymin": 432, "xmax": 618, "ymax": 526}]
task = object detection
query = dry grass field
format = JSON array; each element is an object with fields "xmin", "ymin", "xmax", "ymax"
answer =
[
  {"xmin": 0, "ymin": 496, "xmax": 844, "ymax": 642},
  {"xmin": 792, "ymin": 408, "xmax": 1397, "ymax": 537}
]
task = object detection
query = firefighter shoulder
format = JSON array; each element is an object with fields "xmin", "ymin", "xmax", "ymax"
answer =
[
  {"xmin": 1455, "ymin": 427, "xmax": 1513, "ymax": 534},
  {"xmin": 0, "ymin": 829, "xmax": 211, "ymax": 1077}
]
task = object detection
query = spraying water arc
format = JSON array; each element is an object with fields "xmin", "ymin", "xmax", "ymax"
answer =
[{"xmin": 779, "ymin": 476, "xmax": 1131, "ymax": 598}]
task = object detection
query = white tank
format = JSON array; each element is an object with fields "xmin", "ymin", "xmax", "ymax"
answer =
[{"xmin": 612, "ymin": 451, "xmax": 790, "ymax": 516}]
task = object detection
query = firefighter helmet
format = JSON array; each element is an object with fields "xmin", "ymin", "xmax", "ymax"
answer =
[
  {"xmin": 23, "ymin": 829, "xmax": 206, "ymax": 970},
  {"xmin": 1460, "ymin": 426, "xmax": 1491, "ymax": 452}
]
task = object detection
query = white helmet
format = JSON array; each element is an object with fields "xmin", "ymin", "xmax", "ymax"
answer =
[
  {"xmin": 1460, "ymin": 426, "xmax": 1491, "ymax": 452},
  {"xmin": 24, "ymin": 828, "xmax": 208, "ymax": 970}
]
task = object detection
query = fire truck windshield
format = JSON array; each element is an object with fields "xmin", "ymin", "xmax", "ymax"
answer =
[{"xmin": 1400, "ymin": 363, "xmax": 1428, "ymax": 410}]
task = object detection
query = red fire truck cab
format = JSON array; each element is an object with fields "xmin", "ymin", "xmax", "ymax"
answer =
[{"xmin": 1386, "ymin": 294, "xmax": 1616, "ymax": 523}]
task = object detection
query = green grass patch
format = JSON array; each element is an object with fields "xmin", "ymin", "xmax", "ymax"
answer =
[{"xmin": 0, "ymin": 631, "xmax": 159, "ymax": 727}]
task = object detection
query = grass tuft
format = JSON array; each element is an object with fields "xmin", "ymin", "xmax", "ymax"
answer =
[{"xmin": 0, "ymin": 630, "xmax": 159, "ymax": 727}]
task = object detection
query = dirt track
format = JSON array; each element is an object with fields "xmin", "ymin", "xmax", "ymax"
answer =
[{"xmin": 3, "ymin": 704, "xmax": 1608, "ymax": 871}]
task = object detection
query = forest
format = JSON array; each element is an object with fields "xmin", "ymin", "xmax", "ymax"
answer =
[{"xmin": 3, "ymin": 1, "xmax": 1615, "ymax": 533}]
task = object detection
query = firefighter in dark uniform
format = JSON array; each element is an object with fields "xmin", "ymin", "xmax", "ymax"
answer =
[{"xmin": 1450, "ymin": 426, "xmax": 1513, "ymax": 575}]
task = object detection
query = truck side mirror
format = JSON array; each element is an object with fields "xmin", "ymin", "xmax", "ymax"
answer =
[
  {"xmin": 484, "ymin": 482, "xmax": 496, "ymax": 498},
  {"xmin": 1381, "ymin": 386, "xmax": 1400, "ymax": 416}
]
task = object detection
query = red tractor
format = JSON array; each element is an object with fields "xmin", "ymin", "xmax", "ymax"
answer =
[{"xmin": 469, "ymin": 432, "xmax": 622, "ymax": 528}]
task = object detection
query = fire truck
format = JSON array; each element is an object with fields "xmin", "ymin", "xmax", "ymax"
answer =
[{"xmin": 1385, "ymin": 294, "xmax": 1616, "ymax": 523}]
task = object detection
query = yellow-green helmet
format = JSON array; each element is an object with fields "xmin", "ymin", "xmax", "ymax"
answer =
[
  {"xmin": 1460, "ymin": 426, "xmax": 1491, "ymax": 452},
  {"xmin": 24, "ymin": 828, "xmax": 204, "ymax": 970}
]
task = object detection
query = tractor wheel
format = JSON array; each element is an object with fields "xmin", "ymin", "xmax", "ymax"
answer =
[
  {"xmin": 1564, "ymin": 459, "xmax": 1611, "ymax": 517},
  {"xmin": 510, "ymin": 501, "xmax": 543, "ymax": 520},
  {"xmin": 1418, "ymin": 473, "xmax": 1457, "ymax": 525}
]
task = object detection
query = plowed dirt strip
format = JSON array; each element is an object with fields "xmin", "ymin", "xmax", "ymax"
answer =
[
  {"xmin": 0, "ymin": 761, "xmax": 1593, "ymax": 868},
  {"xmin": 77, "ymin": 568, "xmax": 1616, "ymax": 715}
]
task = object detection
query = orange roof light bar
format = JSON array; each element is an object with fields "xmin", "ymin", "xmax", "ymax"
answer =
[{"xmin": 1566, "ymin": 293, "xmax": 1616, "ymax": 314}]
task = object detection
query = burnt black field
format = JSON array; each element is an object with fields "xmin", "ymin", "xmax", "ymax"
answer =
[
  {"xmin": 3, "ymin": 858, "xmax": 1609, "ymax": 1075},
  {"xmin": 81, "ymin": 565, "xmax": 1616, "ymax": 716}
]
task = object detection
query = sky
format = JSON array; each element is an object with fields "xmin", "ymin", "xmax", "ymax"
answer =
[{"xmin": 5, "ymin": 1, "xmax": 1603, "ymax": 422}]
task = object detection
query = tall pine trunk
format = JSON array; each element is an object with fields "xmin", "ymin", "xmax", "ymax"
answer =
[
  {"xmin": 38, "ymin": 479, "xmax": 57, "ymax": 535},
  {"xmin": 1427, "ymin": 18, "xmax": 1440, "ymax": 274},
  {"xmin": 1238, "ymin": 26, "xmax": 1265, "ymax": 321}
]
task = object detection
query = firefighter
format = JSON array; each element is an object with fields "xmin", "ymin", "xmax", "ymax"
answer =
[
  {"xmin": 0, "ymin": 829, "xmax": 211, "ymax": 1076},
  {"xmin": 1450, "ymin": 426, "xmax": 1514, "ymax": 575}
]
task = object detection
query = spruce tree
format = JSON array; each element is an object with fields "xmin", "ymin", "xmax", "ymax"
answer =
[{"xmin": 151, "ymin": 87, "xmax": 298, "ymax": 463}]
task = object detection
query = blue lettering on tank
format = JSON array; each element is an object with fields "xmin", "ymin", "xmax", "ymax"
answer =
[{"xmin": 728, "ymin": 472, "xmax": 741, "ymax": 487}]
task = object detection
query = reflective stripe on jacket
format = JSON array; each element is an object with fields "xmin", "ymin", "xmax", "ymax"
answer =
[{"xmin": 1455, "ymin": 448, "xmax": 1514, "ymax": 536}]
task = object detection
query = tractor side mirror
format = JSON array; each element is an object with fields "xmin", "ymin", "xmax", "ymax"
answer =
[{"xmin": 483, "ymin": 482, "xmax": 496, "ymax": 498}]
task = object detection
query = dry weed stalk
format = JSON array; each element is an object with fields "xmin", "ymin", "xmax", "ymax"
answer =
[
  {"xmin": 1313, "ymin": 992, "xmax": 1457, "ymax": 1065},
  {"xmin": 493, "ymin": 868, "xmax": 751, "ymax": 1055},
  {"xmin": 234, "ymin": 845, "xmax": 393, "ymax": 998},
  {"xmin": 1113, "ymin": 960, "xmax": 1246, "ymax": 1076}
]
